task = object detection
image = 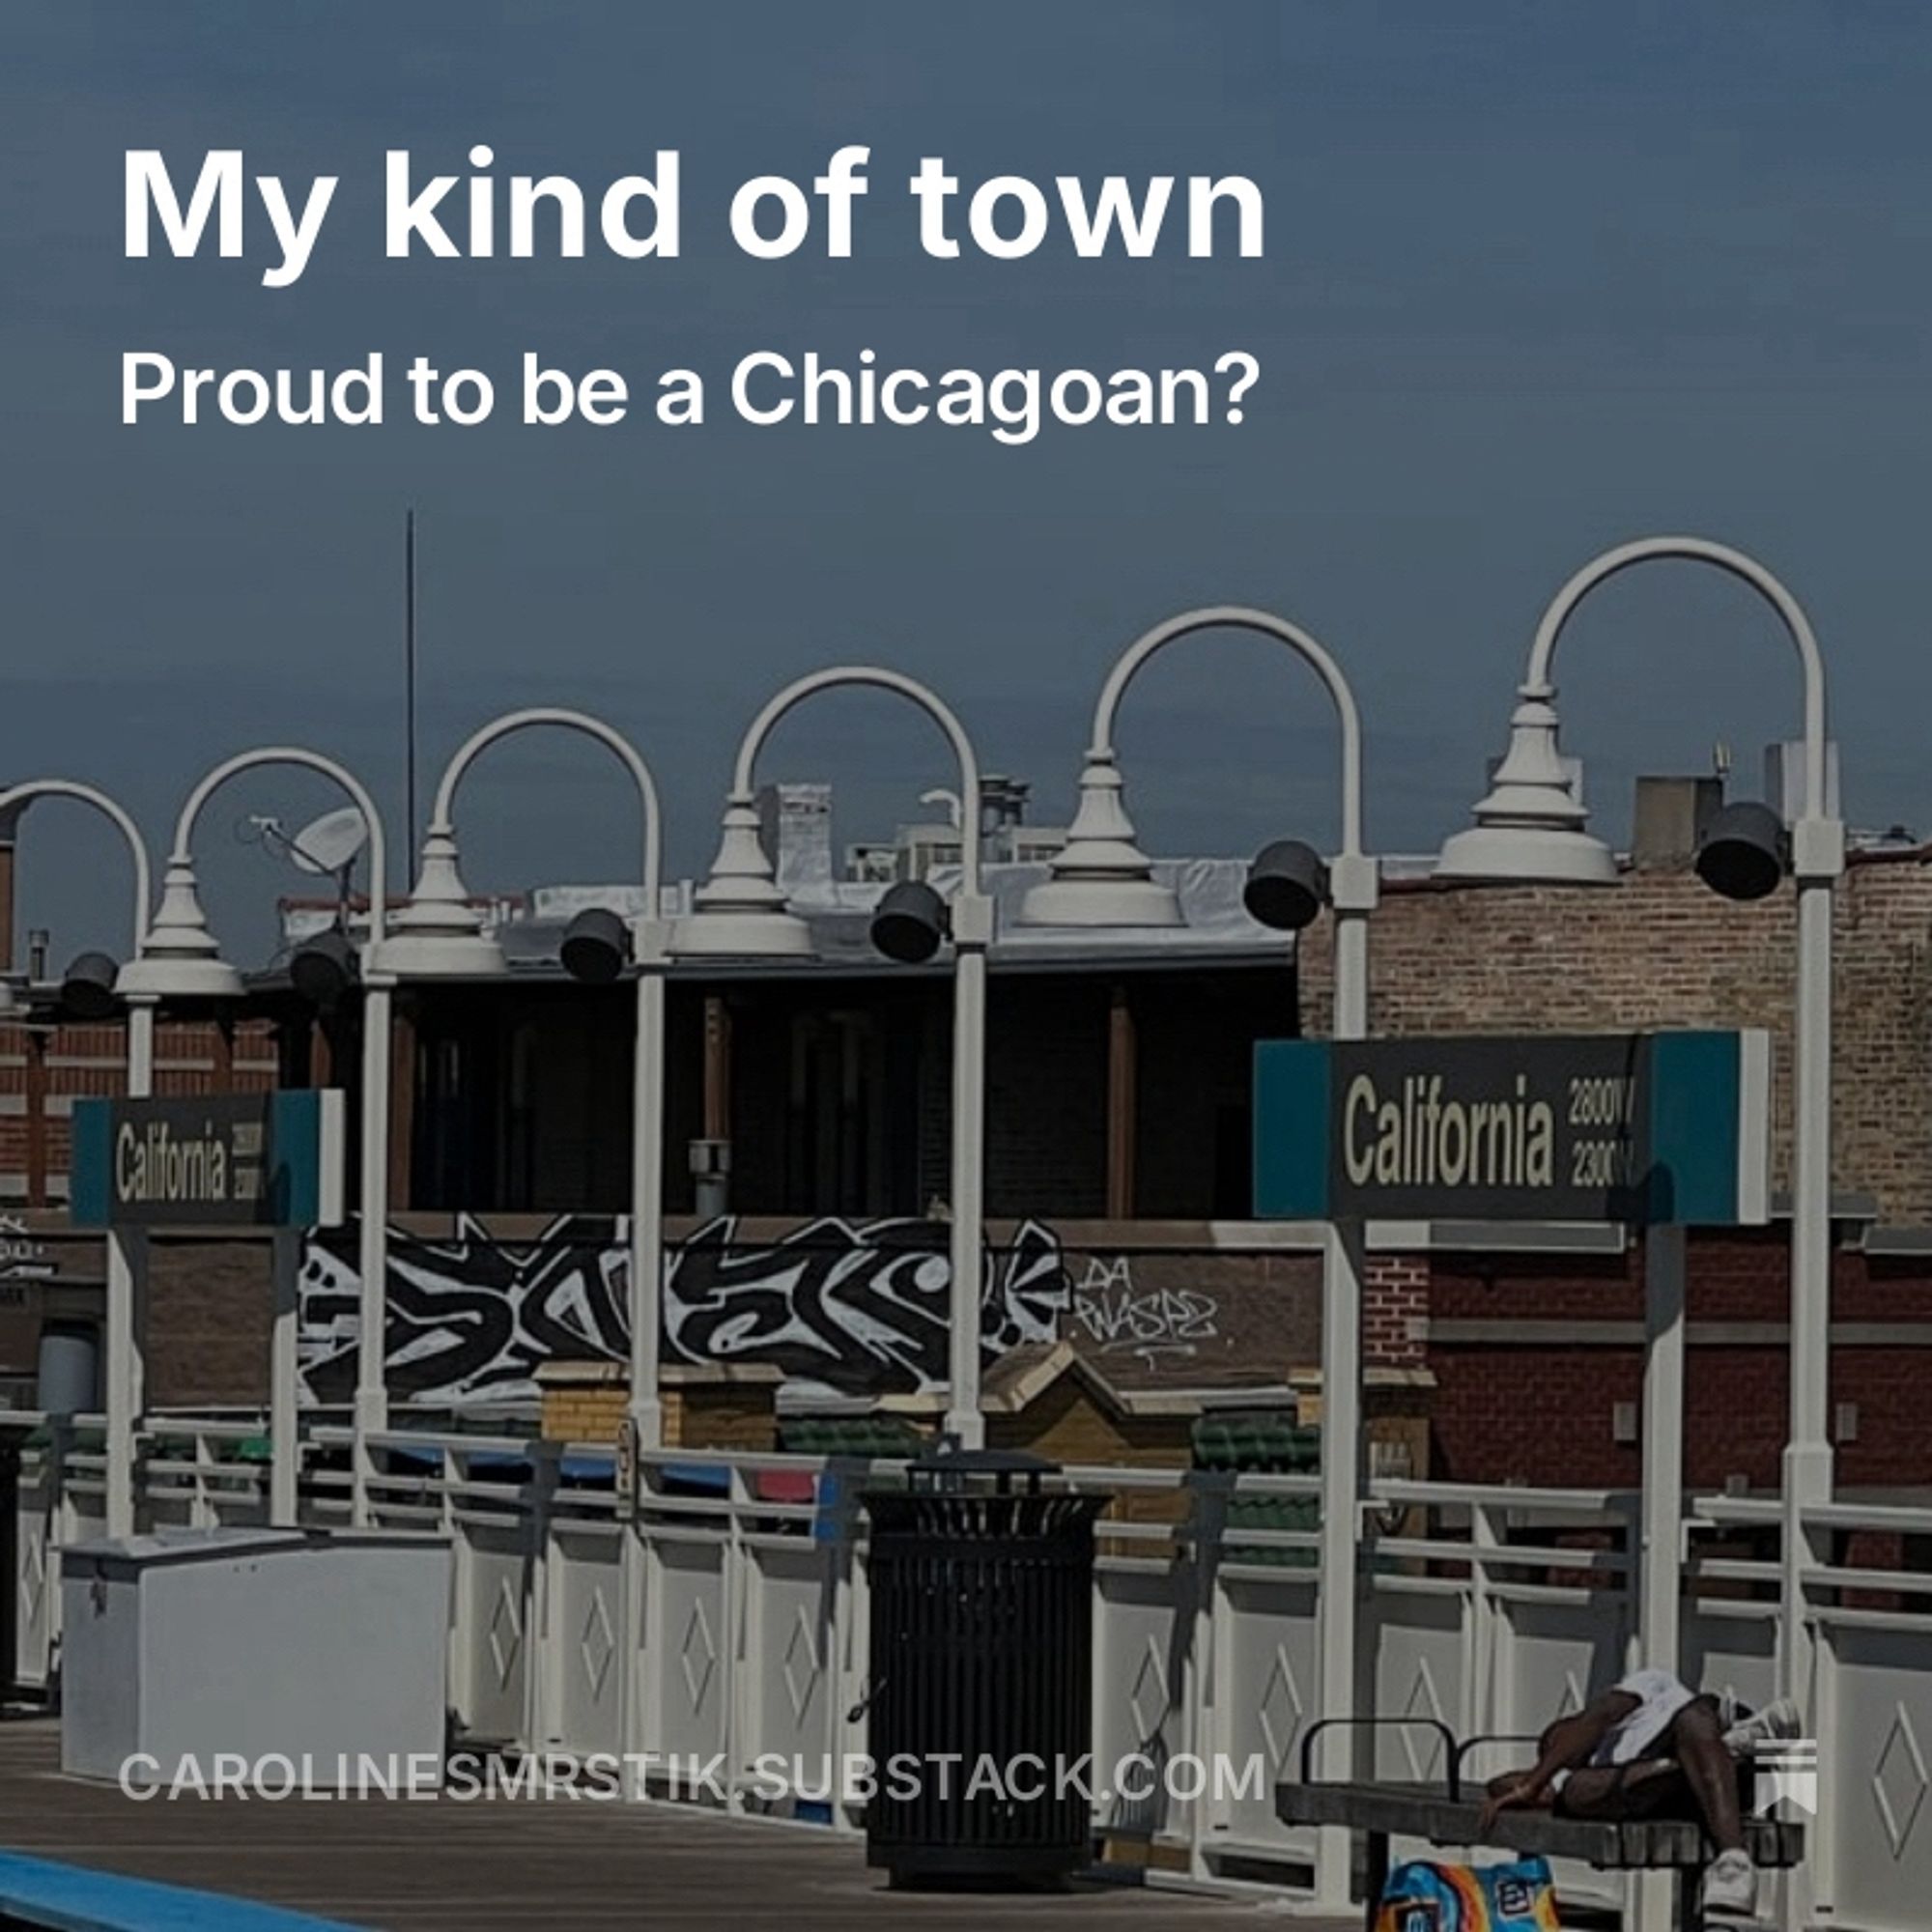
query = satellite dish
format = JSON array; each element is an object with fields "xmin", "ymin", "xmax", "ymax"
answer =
[{"xmin": 288, "ymin": 807, "xmax": 369, "ymax": 878}]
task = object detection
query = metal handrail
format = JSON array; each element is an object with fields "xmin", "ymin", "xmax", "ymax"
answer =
[{"xmin": 1297, "ymin": 1717, "xmax": 1463, "ymax": 1799}]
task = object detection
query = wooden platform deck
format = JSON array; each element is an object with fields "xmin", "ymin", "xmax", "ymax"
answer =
[{"xmin": 0, "ymin": 1721, "xmax": 1316, "ymax": 1930}]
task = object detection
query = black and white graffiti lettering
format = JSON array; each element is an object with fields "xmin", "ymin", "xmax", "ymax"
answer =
[{"xmin": 298, "ymin": 1214, "xmax": 1069, "ymax": 1407}]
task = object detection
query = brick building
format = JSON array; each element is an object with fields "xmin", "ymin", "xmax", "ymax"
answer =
[
  {"xmin": 1296, "ymin": 793, "xmax": 1932, "ymax": 1496},
  {"xmin": 5, "ymin": 775, "xmax": 1932, "ymax": 1501}
]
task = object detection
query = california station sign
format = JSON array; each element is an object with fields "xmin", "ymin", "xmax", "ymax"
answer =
[
  {"xmin": 70, "ymin": 1092, "xmax": 346, "ymax": 1231},
  {"xmin": 1254, "ymin": 1031, "xmax": 1770, "ymax": 1228}
]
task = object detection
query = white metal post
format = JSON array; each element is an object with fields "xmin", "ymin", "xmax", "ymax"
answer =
[
  {"xmin": 103, "ymin": 999, "xmax": 157, "ymax": 1541},
  {"xmin": 629, "ymin": 922, "xmax": 670, "ymax": 1452},
  {"xmin": 945, "ymin": 895, "xmax": 994, "ymax": 1450},
  {"xmin": 107, "ymin": 746, "xmax": 391, "ymax": 1526},
  {"xmin": 1782, "ymin": 850, "xmax": 1838, "ymax": 1696},
  {"xmin": 1314, "ymin": 1219, "xmax": 1368, "ymax": 1909},
  {"xmin": 126, "ymin": 1000, "xmax": 156, "ymax": 1099},
  {"xmin": 694, "ymin": 668, "xmax": 988, "ymax": 1448},
  {"xmin": 1457, "ymin": 538, "xmax": 1839, "ymax": 1726},
  {"xmin": 1639, "ymin": 1224, "xmax": 1688, "ymax": 1671},
  {"xmin": 1315, "ymin": 860, "xmax": 1377, "ymax": 1910},
  {"xmin": 103, "ymin": 1228, "xmax": 145, "ymax": 1540},
  {"xmin": 1779, "ymin": 839, "xmax": 1839, "ymax": 1932},
  {"xmin": 0, "ymin": 782, "xmax": 157, "ymax": 1542},
  {"xmin": 1036, "ymin": 611, "xmax": 1376, "ymax": 1910},
  {"xmin": 270, "ymin": 1226, "xmax": 301, "ymax": 1525},
  {"xmin": 352, "ymin": 978, "xmax": 395, "ymax": 1526},
  {"xmin": 1631, "ymin": 1222, "xmax": 1690, "ymax": 1932}
]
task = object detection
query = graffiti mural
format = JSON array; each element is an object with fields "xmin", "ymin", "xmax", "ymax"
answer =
[{"xmin": 298, "ymin": 1214, "xmax": 1069, "ymax": 1407}]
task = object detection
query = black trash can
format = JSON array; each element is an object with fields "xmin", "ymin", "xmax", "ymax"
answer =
[{"xmin": 862, "ymin": 1447, "xmax": 1105, "ymax": 1887}]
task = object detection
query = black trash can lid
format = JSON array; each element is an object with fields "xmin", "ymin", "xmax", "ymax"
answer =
[
  {"xmin": 904, "ymin": 1441, "xmax": 1058, "ymax": 1496},
  {"xmin": 911, "ymin": 1444, "xmax": 1054, "ymax": 1474}
]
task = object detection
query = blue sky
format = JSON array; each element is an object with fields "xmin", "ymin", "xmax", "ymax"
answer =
[{"xmin": 4, "ymin": 2, "xmax": 1930, "ymax": 958}]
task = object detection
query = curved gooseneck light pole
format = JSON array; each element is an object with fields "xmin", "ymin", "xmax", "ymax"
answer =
[
  {"xmin": 123, "ymin": 748, "xmax": 392, "ymax": 1527},
  {"xmin": 393, "ymin": 709, "xmax": 668, "ymax": 1448},
  {"xmin": 0, "ymin": 780, "xmax": 156, "ymax": 1075},
  {"xmin": 0, "ymin": 781, "xmax": 156, "ymax": 1539},
  {"xmin": 1023, "ymin": 605, "xmax": 1375, "ymax": 1027},
  {"xmin": 1019, "ymin": 608, "xmax": 1377, "ymax": 1905},
  {"xmin": 680, "ymin": 668, "xmax": 992, "ymax": 1448},
  {"xmin": 1439, "ymin": 537, "xmax": 1839, "ymax": 1732}
]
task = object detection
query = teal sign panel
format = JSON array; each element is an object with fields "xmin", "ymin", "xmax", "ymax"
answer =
[
  {"xmin": 70, "ymin": 1091, "xmax": 347, "ymax": 1230},
  {"xmin": 1255, "ymin": 1031, "xmax": 1768, "ymax": 1228}
]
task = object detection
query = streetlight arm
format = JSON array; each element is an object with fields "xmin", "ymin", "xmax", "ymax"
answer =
[
  {"xmin": 1524, "ymin": 537, "xmax": 1830, "ymax": 821},
  {"xmin": 428, "ymin": 707, "xmax": 664, "ymax": 906},
  {"xmin": 0, "ymin": 781, "xmax": 153, "ymax": 952},
  {"xmin": 169, "ymin": 748, "xmax": 392, "ymax": 945},
  {"xmin": 728, "ymin": 667, "xmax": 985, "ymax": 893},
  {"xmin": 1088, "ymin": 606, "xmax": 1367, "ymax": 859}
]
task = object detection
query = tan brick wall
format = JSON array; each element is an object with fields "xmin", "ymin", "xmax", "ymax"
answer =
[
  {"xmin": 539, "ymin": 1381, "xmax": 779, "ymax": 1452},
  {"xmin": 542, "ymin": 1385, "xmax": 626, "ymax": 1445},
  {"xmin": 1295, "ymin": 856, "xmax": 1932, "ymax": 1224}
]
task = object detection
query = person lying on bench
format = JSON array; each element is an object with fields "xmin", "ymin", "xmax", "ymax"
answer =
[{"xmin": 1479, "ymin": 1669, "xmax": 1800, "ymax": 1918}]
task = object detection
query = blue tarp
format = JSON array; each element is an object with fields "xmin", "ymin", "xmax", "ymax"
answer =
[{"xmin": 0, "ymin": 1852, "xmax": 366, "ymax": 1932}]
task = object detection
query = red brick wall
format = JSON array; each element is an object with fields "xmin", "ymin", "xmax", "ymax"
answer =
[
  {"xmin": 1296, "ymin": 853, "xmax": 1932, "ymax": 1224},
  {"xmin": 1422, "ymin": 1232, "xmax": 1932, "ymax": 1490},
  {"xmin": 0, "ymin": 1015, "xmax": 278, "ymax": 1205},
  {"xmin": 1364, "ymin": 1253, "xmax": 1428, "ymax": 1369}
]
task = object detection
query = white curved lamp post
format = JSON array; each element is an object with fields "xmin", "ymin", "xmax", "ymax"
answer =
[
  {"xmin": 390, "ymin": 709, "xmax": 668, "ymax": 1450},
  {"xmin": 0, "ymin": 781, "xmax": 156, "ymax": 1537},
  {"xmin": 1436, "ymin": 538, "xmax": 1839, "ymax": 1739},
  {"xmin": 124, "ymin": 748, "xmax": 392, "ymax": 1527},
  {"xmin": 677, "ymin": 668, "xmax": 994, "ymax": 1448},
  {"xmin": 0, "ymin": 780, "xmax": 156, "ymax": 1076},
  {"xmin": 1018, "ymin": 607, "xmax": 1377, "ymax": 1905},
  {"xmin": 1017, "ymin": 604, "xmax": 1377, "ymax": 1026}
]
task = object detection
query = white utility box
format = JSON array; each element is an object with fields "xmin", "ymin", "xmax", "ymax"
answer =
[{"xmin": 60, "ymin": 1527, "xmax": 451, "ymax": 1784}]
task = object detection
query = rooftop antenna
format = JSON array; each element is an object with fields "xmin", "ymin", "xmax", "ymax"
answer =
[{"xmin": 405, "ymin": 507, "xmax": 419, "ymax": 850}]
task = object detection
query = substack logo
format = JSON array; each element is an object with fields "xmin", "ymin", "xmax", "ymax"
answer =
[{"xmin": 1753, "ymin": 1739, "xmax": 1820, "ymax": 1817}]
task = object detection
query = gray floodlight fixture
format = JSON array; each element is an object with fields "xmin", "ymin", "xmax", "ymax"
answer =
[
  {"xmin": 560, "ymin": 907, "xmax": 631, "ymax": 984},
  {"xmin": 870, "ymin": 880, "xmax": 950, "ymax": 964}
]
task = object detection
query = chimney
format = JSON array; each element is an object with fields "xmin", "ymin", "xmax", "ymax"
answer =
[
  {"xmin": 1631, "ymin": 777, "xmax": 1723, "ymax": 871},
  {"xmin": 756, "ymin": 782, "xmax": 834, "ymax": 896},
  {"xmin": 980, "ymin": 775, "xmax": 1031, "ymax": 835}
]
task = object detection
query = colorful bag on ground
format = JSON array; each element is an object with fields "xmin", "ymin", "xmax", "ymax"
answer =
[{"xmin": 1374, "ymin": 1856, "xmax": 1562, "ymax": 1932}]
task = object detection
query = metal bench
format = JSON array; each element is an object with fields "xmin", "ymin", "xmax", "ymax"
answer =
[{"xmin": 1275, "ymin": 1719, "xmax": 1804, "ymax": 1932}]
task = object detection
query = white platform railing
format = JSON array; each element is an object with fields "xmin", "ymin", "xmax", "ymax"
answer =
[{"xmin": 10, "ymin": 1409, "xmax": 1931, "ymax": 1931}]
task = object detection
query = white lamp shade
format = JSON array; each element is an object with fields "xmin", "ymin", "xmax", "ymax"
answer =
[
  {"xmin": 1435, "ymin": 685, "xmax": 1618, "ymax": 887},
  {"xmin": 116, "ymin": 861, "xmax": 247, "ymax": 1001},
  {"xmin": 1016, "ymin": 756, "xmax": 1184, "ymax": 928},
  {"xmin": 672, "ymin": 800, "xmax": 815, "ymax": 959},
  {"xmin": 383, "ymin": 831, "xmax": 508, "ymax": 978},
  {"xmin": 671, "ymin": 906, "xmax": 816, "ymax": 958},
  {"xmin": 1435, "ymin": 821, "xmax": 1618, "ymax": 886},
  {"xmin": 115, "ymin": 953, "xmax": 248, "ymax": 1001}
]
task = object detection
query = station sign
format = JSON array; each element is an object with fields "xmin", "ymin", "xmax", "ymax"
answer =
[
  {"xmin": 69, "ymin": 1091, "xmax": 346, "ymax": 1231},
  {"xmin": 1254, "ymin": 1031, "xmax": 1768, "ymax": 1227}
]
